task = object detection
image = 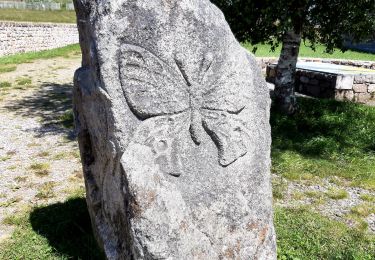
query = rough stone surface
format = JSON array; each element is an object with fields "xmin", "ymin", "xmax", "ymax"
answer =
[
  {"xmin": 355, "ymin": 93, "xmax": 372, "ymax": 102},
  {"xmin": 353, "ymin": 83, "xmax": 368, "ymax": 93},
  {"xmin": 335, "ymin": 90, "xmax": 354, "ymax": 101},
  {"xmin": 73, "ymin": 0, "xmax": 276, "ymax": 259},
  {"xmin": 0, "ymin": 21, "xmax": 78, "ymax": 56},
  {"xmin": 368, "ymin": 84, "xmax": 375, "ymax": 92},
  {"xmin": 336, "ymin": 75, "xmax": 354, "ymax": 90}
]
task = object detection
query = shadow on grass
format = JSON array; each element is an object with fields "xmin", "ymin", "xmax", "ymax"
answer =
[
  {"xmin": 271, "ymin": 97, "xmax": 375, "ymax": 158},
  {"xmin": 29, "ymin": 198, "xmax": 104, "ymax": 260},
  {"xmin": 4, "ymin": 82, "xmax": 75, "ymax": 138}
]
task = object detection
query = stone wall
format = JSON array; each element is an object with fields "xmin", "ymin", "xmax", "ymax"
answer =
[
  {"xmin": 266, "ymin": 64, "xmax": 375, "ymax": 103},
  {"xmin": 0, "ymin": 21, "xmax": 79, "ymax": 56}
]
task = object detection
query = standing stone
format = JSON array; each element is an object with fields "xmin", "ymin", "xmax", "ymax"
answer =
[{"xmin": 73, "ymin": 0, "xmax": 276, "ymax": 259}]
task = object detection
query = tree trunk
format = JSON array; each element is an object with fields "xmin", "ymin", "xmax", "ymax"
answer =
[{"xmin": 274, "ymin": 30, "xmax": 302, "ymax": 114}]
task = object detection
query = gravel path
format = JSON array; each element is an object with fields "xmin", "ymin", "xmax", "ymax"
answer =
[
  {"xmin": 0, "ymin": 56, "xmax": 83, "ymax": 241},
  {"xmin": 274, "ymin": 174, "xmax": 375, "ymax": 233}
]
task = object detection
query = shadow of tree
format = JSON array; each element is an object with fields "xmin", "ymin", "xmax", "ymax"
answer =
[
  {"xmin": 4, "ymin": 82, "xmax": 75, "ymax": 139},
  {"xmin": 29, "ymin": 198, "xmax": 104, "ymax": 260},
  {"xmin": 271, "ymin": 97, "xmax": 375, "ymax": 158}
]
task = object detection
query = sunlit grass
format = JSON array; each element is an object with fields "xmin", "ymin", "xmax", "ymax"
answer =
[
  {"xmin": 244, "ymin": 41, "xmax": 375, "ymax": 61},
  {"xmin": 275, "ymin": 207, "xmax": 375, "ymax": 259},
  {"xmin": 0, "ymin": 8, "xmax": 76, "ymax": 24},
  {"xmin": 271, "ymin": 98, "xmax": 375, "ymax": 190}
]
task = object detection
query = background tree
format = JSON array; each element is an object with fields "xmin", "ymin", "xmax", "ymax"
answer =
[{"xmin": 212, "ymin": 0, "xmax": 375, "ymax": 114}]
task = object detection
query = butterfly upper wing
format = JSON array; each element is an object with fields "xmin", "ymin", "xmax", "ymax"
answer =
[
  {"xmin": 200, "ymin": 50, "xmax": 253, "ymax": 166},
  {"xmin": 119, "ymin": 44, "xmax": 190, "ymax": 119},
  {"xmin": 200, "ymin": 49, "xmax": 252, "ymax": 114}
]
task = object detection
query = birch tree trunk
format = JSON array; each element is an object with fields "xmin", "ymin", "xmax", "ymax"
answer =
[{"xmin": 274, "ymin": 30, "xmax": 302, "ymax": 114}]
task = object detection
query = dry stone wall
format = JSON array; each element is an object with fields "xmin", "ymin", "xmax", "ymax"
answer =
[
  {"xmin": 266, "ymin": 64, "xmax": 375, "ymax": 103},
  {"xmin": 0, "ymin": 21, "xmax": 78, "ymax": 56}
]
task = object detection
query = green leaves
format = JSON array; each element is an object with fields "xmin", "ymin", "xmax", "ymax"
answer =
[{"xmin": 212, "ymin": 0, "xmax": 375, "ymax": 53}]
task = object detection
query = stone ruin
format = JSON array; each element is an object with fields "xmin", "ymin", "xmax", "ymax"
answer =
[{"xmin": 73, "ymin": 0, "xmax": 276, "ymax": 259}]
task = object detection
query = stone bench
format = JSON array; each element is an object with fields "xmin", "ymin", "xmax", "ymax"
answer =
[{"xmin": 266, "ymin": 62, "xmax": 375, "ymax": 103}]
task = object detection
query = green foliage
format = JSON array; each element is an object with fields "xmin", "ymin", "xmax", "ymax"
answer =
[
  {"xmin": 275, "ymin": 207, "xmax": 375, "ymax": 259},
  {"xmin": 0, "ymin": 8, "xmax": 76, "ymax": 23},
  {"xmin": 0, "ymin": 198, "xmax": 104, "ymax": 259},
  {"xmin": 271, "ymin": 97, "xmax": 375, "ymax": 189},
  {"xmin": 212, "ymin": 0, "xmax": 375, "ymax": 53}
]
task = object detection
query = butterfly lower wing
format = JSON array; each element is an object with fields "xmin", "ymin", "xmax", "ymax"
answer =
[
  {"xmin": 129, "ymin": 112, "xmax": 190, "ymax": 177},
  {"xmin": 201, "ymin": 109, "xmax": 249, "ymax": 166},
  {"xmin": 119, "ymin": 44, "xmax": 189, "ymax": 118}
]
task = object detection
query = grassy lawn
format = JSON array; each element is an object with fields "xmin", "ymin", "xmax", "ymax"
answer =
[
  {"xmin": 1, "ymin": 198, "xmax": 373, "ymax": 259},
  {"xmin": 0, "ymin": 9, "xmax": 76, "ymax": 23},
  {"xmin": 244, "ymin": 42, "xmax": 375, "ymax": 61},
  {"xmin": 276, "ymin": 207, "xmax": 374, "ymax": 259},
  {"xmin": 0, "ymin": 44, "xmax": 80, "ymax": 73},
  {"xmin": 0, "ymin": 194, "xmax": 104, "ymax": 259},
  {"xmin": 271, "ymin": 97, "xmax": 375, "ymax": 190}
]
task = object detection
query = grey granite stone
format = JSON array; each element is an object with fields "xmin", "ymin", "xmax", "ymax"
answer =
[
  {"xmin": 73, "ymin": 0, "xmax": 276, "ymax": 259},
  {"xmin": 353, "ymin": 83, "xmax": 367, "ymax": 93},
  {"xmin": 368, "ymin": 84, "xmax": 375, "ymax": 93}
]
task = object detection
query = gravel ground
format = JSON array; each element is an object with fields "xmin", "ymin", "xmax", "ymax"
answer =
[
  {"xmin": 0, "ymin": 56, "xmax": 83, "ymax": 242},
  {"xmin": 274, "ymin": 174, "xmax": 375, "ymax": 233}
]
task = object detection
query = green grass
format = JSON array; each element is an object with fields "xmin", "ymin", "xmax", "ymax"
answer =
[
  {"xmin": 0, "ymin": 65, "xmax": 16, "ymax": 73},
  {"xmin": 16, "ymin": 77, "xmax": 32, "ymax": 86},
  {"xmin": 275, "ymin": 207, "xmax": 375, "ymax": 259},
  {"xmin": 272, "ymin": 178, "xmax": 287, "ymax": 200},
  {"xmin": 0, "ymin": 81, "xmax": 11, "ymax": 89},
  {"xmin": 271, "ymin": 97, "xmax": 375, "ymax": 190},
  {"xmin": 244, "ymin": 42, "xmax": 375, "ymax": 61},
  {"xmin": 325, "ymin": 188, "xmax": 349, "ymax": 200},
  {"xmin": 0, "ymin": 9, "xmax": 76, "ymax": 23},
  {"xmin": 0, "ymin": 197, "xmax": 104, "ymax": 259},
  {"xmin": 0, "ymin": 44, "xmax": 80, "ymax": 74},
  {"xmin": 59, "ymin": 109, "xmax": 74, "ymax": 129},
  {"xmin": 35, "ymin": 182, "xmax": 56, "ymax": 200},
  {"xmin": 0, "ymin": 44, "xmax": 80, "ymax": 66},
  {"xmin": 1, "ymin": 198, "xmax": 373, "ymax": 259},
  {"xmin": 351, "ymin": 203, "xmax": 375, "ymax": 217},
  {"xmin": 360, "ymin": 194, "xmax": 375, "ymax": 202},
  {"xmin": 29, "ymin": 162, "xmax": 51, "ymax": 176}
]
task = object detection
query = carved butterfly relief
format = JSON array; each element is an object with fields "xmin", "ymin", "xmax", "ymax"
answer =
[{"xmin": 119, "ymin": 44, "xmax": 252, "ymax": 177}]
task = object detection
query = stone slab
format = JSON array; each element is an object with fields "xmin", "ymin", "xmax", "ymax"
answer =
[
  {"xmin": 296, "ymin": 61, "xmax": 375, "ymax": 75},
  {"xmin": 73, "ymin": 0, "xmax": 277, "ymax": 259}
]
